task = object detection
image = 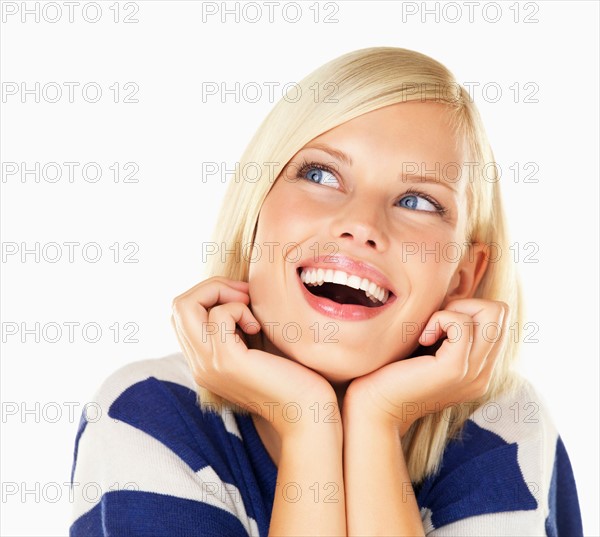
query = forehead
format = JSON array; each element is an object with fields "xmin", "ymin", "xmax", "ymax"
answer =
[
  {"xmin": 314, "ymin": 101, "xmax": 463, "ymax": 153},
  {"xmin": 301, "ymin": 102, "xmax": 468, "ymax": 190}
]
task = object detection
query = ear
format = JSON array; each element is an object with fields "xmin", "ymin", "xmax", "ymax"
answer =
[{"xmin": 441, "ymin": 242, "xmax": 489, "ymax": 307}]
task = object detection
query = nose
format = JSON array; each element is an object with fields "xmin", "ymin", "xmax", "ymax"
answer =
[{"xmin": 329, "ymin": 196, "xmax": 388, "ymax": 251}]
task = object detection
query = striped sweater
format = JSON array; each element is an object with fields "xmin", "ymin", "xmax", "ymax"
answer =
[{"xmin": 69, "ymin": 352, "xmax": 583, "ymax": 536}]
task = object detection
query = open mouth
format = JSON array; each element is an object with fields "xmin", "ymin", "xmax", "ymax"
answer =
[{"xmin": 297, "ymin": 267, "xmax": 394, "ymax": 308}]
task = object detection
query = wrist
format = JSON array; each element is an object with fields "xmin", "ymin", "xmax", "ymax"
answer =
[
  {"xmin": 273, "ymin": 398, "xmax": 343, "ymax": 441},
  {"xmin": 343, "ymin": 383, "xmax": 392, "ymax": 430},
  {"xmin": 343, "ymin": 380, "xmax": 413, "ymax": 437}
]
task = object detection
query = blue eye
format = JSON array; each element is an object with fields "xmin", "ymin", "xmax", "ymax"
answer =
[
  {"xmin": 396, "ymin": 189, "xmax": 447, "ymax": 215},
  {"xmin": 398, "ymin": 193, "xmax": 438, "ymax": 212},
  {"xmin": 296, "ymin": 161, "xmax": 339, "ymax": 187},
  {"xmin": 293, "ymin": 159, "xmax": 447, "ymax": 217}
]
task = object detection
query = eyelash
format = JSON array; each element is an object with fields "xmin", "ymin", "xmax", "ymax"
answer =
[
  {"xmin": 296, "ymin": 159, "xmax": 338, "ymax": 181},
  {"xmin": 294, "ymin": 159, "xmax": 449, "ymax": 216}
]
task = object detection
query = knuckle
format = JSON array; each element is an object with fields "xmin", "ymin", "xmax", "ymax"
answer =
[
  {"xmin": 171, "ymin": 302, "xmax": 190, "ymax": 326},
  {"xmin": 444, "ymin": 298, "xmax": 462, "ymax": 309},
  {"xmin": 495, "ymin": 300, "xmax": 509, "ymax": 317},
  {"xmin": 171, "ymin": 296, "xmax": 190, "ymax": 315},
  {"xmin": 207, "ymin": 275, "xmax": 233, "ymax": 287},
  {"xmin": 455, "ymin": 314, "xmax": 473, "ymax": 329},
  {"xmin": 207, "ymin": 303, "xmax": 224, "ymax": 321}
]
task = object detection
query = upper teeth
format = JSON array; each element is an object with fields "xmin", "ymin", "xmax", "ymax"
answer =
[{"xmin": 300, "ymin": 267, "xmax": 390, "ymax": 305}]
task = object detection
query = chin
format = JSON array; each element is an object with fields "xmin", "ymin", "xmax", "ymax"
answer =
[{"xmin": 278, "ymin": 338, "xmax": 393, "ymax": 383}]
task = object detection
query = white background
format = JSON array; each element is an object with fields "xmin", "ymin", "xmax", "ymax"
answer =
[{"xmin": 1, "ymin": 1, "xmax": 598, "ymax": 535}]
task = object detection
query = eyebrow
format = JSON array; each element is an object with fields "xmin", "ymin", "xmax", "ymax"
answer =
[
  {"xmin": 300, "ymin": 143, "xmax": 459, "ymax": 193},
  {"xmin": 401, "ymin": 174, "xmax": 458, "ymax": 193},
  {"xmin": 303, "ymin": 143, "xmax": 353, "ymax": 167}
]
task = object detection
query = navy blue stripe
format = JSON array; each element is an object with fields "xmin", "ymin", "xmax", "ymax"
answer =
[
  {"xmin": 416, "ymin": 419, "xmax": 537, "ymax": 527},
  {"xmin": 234, "ymin": 414, "xmax": 277, "ymax": 536},
  {"xmin": 108, "ymin": 378, "xmax": 237, "ymax": 481},
  {"xmin": 70, "ymin": 412, "xmax": 88, "ymax": 484},
  {"xmin": 107, "ymin": 378, "xmax": 271, "ymax": 524},
  {"xmin": 69, "ymin": 489, "xmax": 250, "ymax": 537},
  {"xmin": 545, "ymin": 435, "xmax": 583, "ymax": 536}
]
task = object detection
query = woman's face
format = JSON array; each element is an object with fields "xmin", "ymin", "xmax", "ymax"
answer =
[{"xmin": 248, "ymin": 101, "xmax": 485, "ymax": 383}]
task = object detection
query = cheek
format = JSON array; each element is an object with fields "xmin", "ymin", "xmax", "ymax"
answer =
[
  {"xmin": 254, "ymin": 184, "xmax": 302, "ymax": 243},
  {"xmin": 400, "ymin": 235, "xmax": 459, "ymax": 281},
  {"xmin": 247, "ymin": 203, "xmax": 293, "ymax": 330},
  {"xmin": 251, "ymin": 183, "xmax": 324, "ymax": 273}
]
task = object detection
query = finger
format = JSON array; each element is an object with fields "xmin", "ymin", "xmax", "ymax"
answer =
[
  {"xmin": 170, "ymin": 313, "xmax": 204, "ymax": 379},
  {"xmin": 173, "ymin": 276, "xmax": 249, "ymax": 302},
  {"xmin": 473, "ymin": 301, "xmax": 509, "ymax": 380},
  {"xmin": 172, "ymin": 277, "xmax": 250, "ymax": 346},
  {"xmin": 178, "ymin": 299, "xmax": 258, "ymax": 365},
  {"xmin": 419, "ymin": 310, "xmax": 475, "ymax": 380},
  {"xmin": 207, "ymin": 302, "xmax": 261, "ymax": 372},
  {"xmin": 441, "ymin": 299, "xmax": 507, "ymax": 379},
  {"xmin": 208, "ymin": 302, "xmax": 260, "ymax": 358},
  {"xmin": 170, "ymin": 311, "xmax": 197, "ymax": 360},
  {"xmin": 173, "ymin": 278, "xmax": 250, "ymax": 309},
  {"xmin": 419, "ymin": 310, "xmax": 474, "ymax": 348},
  {"xmin": 462, "ymin": 308, "xmax": 507, "ymax": 399}
]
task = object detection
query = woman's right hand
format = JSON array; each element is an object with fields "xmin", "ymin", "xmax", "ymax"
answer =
[{"xmin": 170, "ymin": 276, "xmax": 338, "ymax": 438}]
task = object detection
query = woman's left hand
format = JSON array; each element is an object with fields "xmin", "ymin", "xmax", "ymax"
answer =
[{"xmin": 345, "ymin": 298, "xmax": 509, "ymax": 435}]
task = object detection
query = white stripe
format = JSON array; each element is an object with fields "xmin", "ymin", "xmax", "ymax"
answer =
[
  {"xmin": 222, "ymin": 407, "xmax": 243, "ymax": 440},
  {"xmin": 423, "ymin": 506, "xmax": 546, "ymax": 536},
  {"xmin": 87, "ymin": 352, "xmax": 198, "ymax": 410},
  {"xmin": 71, "ymin": 352, "xmax": 260, "ymax": 536},
  {"xmin": 468, "ymin": 378, "xmax": 556, "ymax": 525}
]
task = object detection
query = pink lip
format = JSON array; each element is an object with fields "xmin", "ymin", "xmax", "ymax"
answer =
[{"xmin": 294, "ymin": 255, "xmax": 398, "ymax": 321}]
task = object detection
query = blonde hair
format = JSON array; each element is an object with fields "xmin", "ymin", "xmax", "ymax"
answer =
[{"xmin": 198, "ymin": 47, "xmax": 527, "ymax": 485}]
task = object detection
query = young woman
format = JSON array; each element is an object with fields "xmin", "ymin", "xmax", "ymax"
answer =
[{"xmin": 69, "ymin": 47, "xmax": 583, "ymax": 536}]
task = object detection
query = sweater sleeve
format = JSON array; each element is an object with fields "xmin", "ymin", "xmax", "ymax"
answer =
[
  {"xmin": 68, "ymin": 354, "xmax": 261, "ymax": 537},
  {"xmin": 414, "ymin": 378, "xmax": 584, "ymax": 536}
]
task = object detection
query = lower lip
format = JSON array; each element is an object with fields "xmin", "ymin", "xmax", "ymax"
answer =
[{"xmin": 296, "ymin": 270, "xmax": 396, "ymax": 321}]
